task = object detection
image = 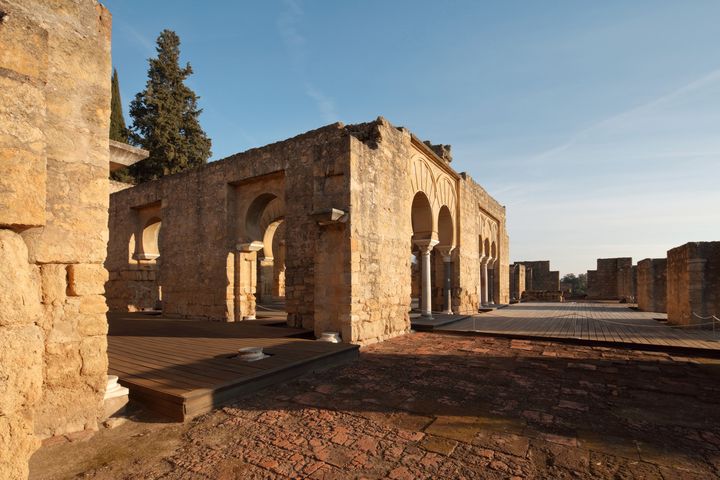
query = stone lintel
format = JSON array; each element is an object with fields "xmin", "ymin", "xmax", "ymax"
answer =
[
  {"xmin": 109, "ymin": 140, "xmax": 149, "ymax": 172},
  {"xmin": 237, "ymin": 241, "xmax": 263, "ymax": 252},
  {"xmin": 311, "ymin": 208, "xmax": 347, "ymax": 226},
  {"xmin": 133, "ymin": 252, "xmax": 159, "ymax": 261}
]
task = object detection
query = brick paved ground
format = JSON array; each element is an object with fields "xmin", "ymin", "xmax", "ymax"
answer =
[{"xmin": 31, "ymin": 332, "xmax": 720, "ymax": 479}]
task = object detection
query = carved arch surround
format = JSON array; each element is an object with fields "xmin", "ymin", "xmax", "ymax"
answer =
[{"xmin": 408, "ymin": 155, "xmax": 458, "ymax": 245}]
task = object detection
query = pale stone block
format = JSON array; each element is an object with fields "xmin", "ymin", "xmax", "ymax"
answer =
[
  {"xmin": 0, "ymin": 325, "xmax": 43, "ymax": 414},
  {"xmin": 67, "ymin": 263, "xmax": 108, "ymax": 296},
  {"xmin": 0, "ymin": 414, "xmax": 40, "ymax": 480},
  {"xmin": 79, "ymin": 295, "xmax": 108, "ymax": 315},
  {"xmin": 0, "ymin": 230, "xmax": 42, "ymax": 327},
  {"xmin": 79, "ymin": 335, "xmax": 108, "ymax": 376},
  {"xmin": 41, "ymin": 263, "xmax": 66, "ymax": 305},
  {"xmin": 77, "ymin": 313, "xmax": 108, "ymax": 337}
]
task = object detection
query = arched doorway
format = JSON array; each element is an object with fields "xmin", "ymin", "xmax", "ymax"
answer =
[{"xmin": 411, "ymin": 191, "xmax": 437, "ymax": 319}]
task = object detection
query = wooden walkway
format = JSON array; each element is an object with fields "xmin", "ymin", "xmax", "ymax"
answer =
[
  {"xmin": 438, "ymin": 302, "xmax": 720, "ymax": 352},
  {"xmin": 107, "ymin": 313, "xmax": 358, "ymax": 421}
]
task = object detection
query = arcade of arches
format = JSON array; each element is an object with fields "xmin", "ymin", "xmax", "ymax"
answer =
[{"xmin": 106, "ymin": 117, "xmax": 509, "ymax": 344}]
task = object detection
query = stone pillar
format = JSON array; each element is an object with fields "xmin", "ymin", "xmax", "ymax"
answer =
[
  {"xmin": 481, "ymin": 258, "xmax": 490, "ymax": 306},
  {"xmin": 258, "ymin": 257, "xmax": 274, "ymax": 302},
  {"xmin": 489, "ymin": 258, "xmax": 498, "ymax": 304},
  {"xmin": 237, "ymin": 241, "xmax": 263, "ymax": 320},
  {"xmin": 415, "ymin": 239, "xmax": 439, "ymax": 319},
  {"xmin": 437, "ymin": 246, "xmax": 455, "ymax": 314}
]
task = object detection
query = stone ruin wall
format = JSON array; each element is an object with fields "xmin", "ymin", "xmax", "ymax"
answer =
[
  {"xmin": 457, "ymin": 175, "xmax": 510, "ymax": 311},
  {"xmin": 108, "ymin": 118, "xmax": 510, "ymax": 344},
  {"xmin": 667, "ymin": 242, "xmax": 720, "ymax": 327},
  {"xmin": 587, "ymin": 257, "xmax": 635, "ymax": 300},
  {"xmin": 107, "ymin": 124, "xmax": 353, "ymax": 336},
  {"xmin": 349, "ymin": 119, "xmax": 509, "ymax": 335},
  {"xmin": 347, "ymin": 120, "xmax": 414, "ymax": 342},
  {"xmin": 636, "ymin": 258, "xmax": 667, "ymax": 313},
  {"xmin": 0, "ymin": 1, "xmax": 110, "ymax": 477},
  {"xmin": 513, "ymin": 261, "xmax": 559, "ymax": 292}
]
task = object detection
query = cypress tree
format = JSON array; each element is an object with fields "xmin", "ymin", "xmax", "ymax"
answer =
[
  {"xmin": 109, "ymin": 69, "xmax": 136, "ymax": 182},
  {"xmin": 128, "ymin": 30, "xmax": 212, "ymax": 183},
  {"xmin": 109, "ymin": 68, "xmax": 128, "ymax": 143}
]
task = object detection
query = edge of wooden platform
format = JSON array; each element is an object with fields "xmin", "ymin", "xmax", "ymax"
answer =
[{"xmin": 433, "ymin": 329, "xmax": 720, "ymax": 358}]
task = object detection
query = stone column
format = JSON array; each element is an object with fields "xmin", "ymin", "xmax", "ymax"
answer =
[
  {"xmin": 437, "ymin": 246, "xmax": 455, "ymax": 314},
  {"xmin": 481, "ymin": 257, "xmax": 490, "ymax": 306},
  {"xmin": 237, "ymin": 241, "xmax": 263, "ymax": 320},
  {"xmin": 489, "ymin": 258, "xmax": 498, "ymax": 304},
  {"xmin": 415, "ymin": 239, "xmax": 439, "ymax": 319}
]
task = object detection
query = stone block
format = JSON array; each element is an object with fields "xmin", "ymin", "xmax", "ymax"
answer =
[
  {"xmin": 80, "ymin": 335, "xmax": 108, "ymax": 376},
  {"xmin": 79, "ymin": 295, "xmax": 108, "ymax": 315},
  {"xmin": 0, "ymin": 413, "xmax": 40, "ymax": 480},
  {"xmin": 0, "ymin": 324, "xmax": 43, "ymax": 414},
  {"xmin": 44, "ymin": 342, "xmax": 82, "ymax": 387},
  {"xmin": 67, "ymin": 263, "xmax": 108, "ymax": 296},
  {"xmin": 77, "ymin": 313, "xmax": 108, "ymax": 337},
  {"xmin": 41, "ymin": 263, "xmax": 66, "ymax": 305},
  {"xmin": 0, "ymin": 230, "xmax": 42, "ymax": 327},
  {"xmin": 0, "ymin": 9, "xmax": 48, "ymax": 81}
]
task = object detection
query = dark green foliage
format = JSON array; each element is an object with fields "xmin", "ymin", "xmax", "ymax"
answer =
[
  {"xmin": 561, "ymin": 273, "xmax": 587, "ymax": 294},
  {"xmin": 109, "ymin": 69, "xmax": 136, "ymax": 182},
  {"xmin": 128, "ymin": 29, "xmax": 212, "ymax": 183},
  {"xmin": 110, "ymin": 69, "xmax": 128, "ymax": 143}
]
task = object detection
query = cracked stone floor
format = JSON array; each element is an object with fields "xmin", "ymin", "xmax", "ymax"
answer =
[{"xmin": 30, "ymin": 332, "xmax": 720, "ymax": 479}]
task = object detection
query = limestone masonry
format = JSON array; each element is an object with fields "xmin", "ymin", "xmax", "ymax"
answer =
[
  {"xmin": 587, "ymin": 257, "xmax": 636, "ymax": 301},
  {"xmin": 667, "ymin": 242, "xmax": 720, "ymax": 327},
  {"xmin": 636, "ymin": 258, "xmax": 667, "ymax": 314},
  {"xmin": 0, "ymin": 0, "xmax": 111, "ymax": 478},
  {"xmin": 106, "ymin": 119, "xmax": 510, "ymax": 343}
]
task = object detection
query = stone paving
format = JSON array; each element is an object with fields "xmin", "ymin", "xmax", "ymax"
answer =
[{"xmin": 32, "ymin": 332, "xmax": 720, "ymax": 479}]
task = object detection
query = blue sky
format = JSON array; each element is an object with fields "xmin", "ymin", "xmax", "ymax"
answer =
[{"xmin": 105, "ymin": 0, "xmax": 720, "ymax": 275}]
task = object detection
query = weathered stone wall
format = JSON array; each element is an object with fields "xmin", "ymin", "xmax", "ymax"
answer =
[
  {"xmin": 667, "ymin": 242, "xmax": 720, "ymax": 327},
  {"xmin": 0, "ymin": 0, "xmax": 110, "ymax": 477},
  {"xmin": 107, "ymin": 124, "xmax": 352, "ymax": 335},
  {"xmin": 637, "ymin": 258, "xmax": 667, "ymax": 313},
  {"xmin": 587, "ymin": 257, "xmax": 634, "ymax": 300},
  {"xmin": 457, "ymin": 175, "xmax": 510, "ymax": 311},
  {"xmin": 510, "ymin": 263, "xmax": 526, "ymax": 301},
  {"xmin": 514, "ymin": 261, "xmax": 559, "ymax": 292},
  {"xmin": 107, "ymin": 118, "xmax": 509, "ymax": 343}
]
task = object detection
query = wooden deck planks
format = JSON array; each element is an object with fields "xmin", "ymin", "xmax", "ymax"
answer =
[
  {"xmin": 438, "ymin": 302, "xmax": 720, "ymax": 352},
  {"xmin": 107, "ymin": 314, "xmax": 359, "ymax": 421}
]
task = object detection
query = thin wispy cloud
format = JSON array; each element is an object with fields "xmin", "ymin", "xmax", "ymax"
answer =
[
  {"xmin": 119, "ymin": 22, "xmax": 155, "ymax": 56},
  {"xmin": 277, "ymin": 0, "xmax": 339, "ymax": 123},
  {"xmin": 530, "ymin": 67, "xmax": 720, "ymax": 163}
]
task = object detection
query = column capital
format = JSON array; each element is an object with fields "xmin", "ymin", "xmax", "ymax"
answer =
[
  {"xmin": 436, "ymin": 245, "xmax": 455, "ymax": 262},
  {"xmin": 414, "ymin": 238, "xmax": 439, "ymax": 254},
  {"xmin": 237, "ymin": 241, "xmax": 264, "ymax": 253}
]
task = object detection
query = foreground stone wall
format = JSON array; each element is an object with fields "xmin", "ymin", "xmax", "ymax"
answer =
[
  {"xmin": 0, "ymin": 1, "xmax": 110, "ymax": 477},
  {"xmin": 587, "ymin": 257, "xmax": 635, "ymax": 300},
  {"xmin": 637, "ymin": 258, "xmax": 667, "ymax": 313},
  {"xmin": 514, "ymin": 261, "xmax": 559, "ymax": 292},
  {"xmin": 667, "ymin": 242, "xmax": 720, "ymax": 326}
]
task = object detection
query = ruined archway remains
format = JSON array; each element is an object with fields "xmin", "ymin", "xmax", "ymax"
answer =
[{"xmin": 107, "ymin": 118, "xmax": 510, "ymax": 344}]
